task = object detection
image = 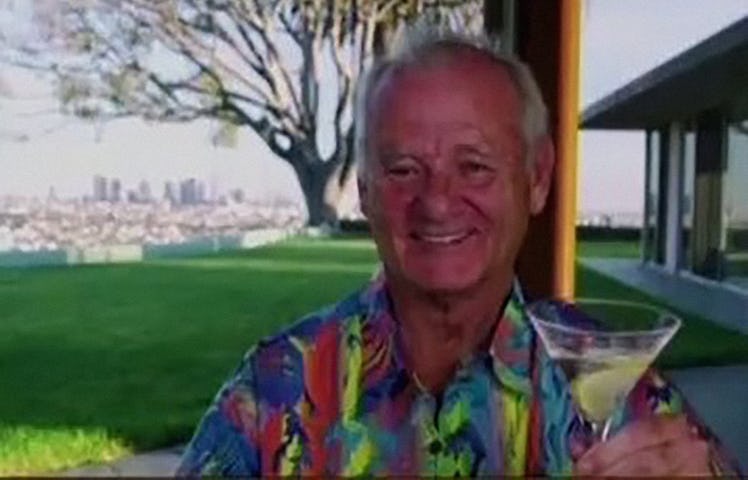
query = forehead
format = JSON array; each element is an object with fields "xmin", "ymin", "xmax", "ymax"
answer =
[{"xmin": 368, "ymin": 49, "xmax": 523, "ymax": 149}]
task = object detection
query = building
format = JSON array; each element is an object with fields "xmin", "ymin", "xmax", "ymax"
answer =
[
  {"xmin": 195, "ymin": 180, "xmax": 206, "ymax": 205},
  {"xmin": 110, "ymin": 178, "xmax": 122, "ymax": 203},
  {"xmin": 163, "ymin": 181, "xmax": 178, "ymax": 204},
  {"xmin": 582, "ymin": 16, "xmax": 748, "ymax": 292},
  {"xmin": 137, "ymin": 179, "xmax": 152, "ymax": 203},
  {"xmin": 92, "ymin": 175, "xmax": 108, "ymax": 202},
  {"xmin": 180, "ymin": 178, "xmax": 198, "ymax": 205}
]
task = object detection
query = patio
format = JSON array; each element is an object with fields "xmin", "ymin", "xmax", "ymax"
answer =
[{"xmin": 580, "ymin": 258, "xmax": 748, "ymax": 334}]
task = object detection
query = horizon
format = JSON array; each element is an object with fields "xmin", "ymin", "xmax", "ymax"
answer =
[{"xmin": 1, "ymin": 1, "xmax": 746, "ymax": 219}]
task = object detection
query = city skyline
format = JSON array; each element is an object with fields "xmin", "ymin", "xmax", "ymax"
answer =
[{"xmin": 1, "ymin": 1, "xmax": 746, "ymax": 218}]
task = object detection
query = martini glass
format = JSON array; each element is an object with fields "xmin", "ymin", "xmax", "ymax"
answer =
[{"xmin": 527, "ymin": 298, "xmax": 681, "ymax": 441}]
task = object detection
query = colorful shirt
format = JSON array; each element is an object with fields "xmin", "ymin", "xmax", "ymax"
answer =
[{"xmin": 178, "ymin": 275, "xmax": 740, "ymax": 476}]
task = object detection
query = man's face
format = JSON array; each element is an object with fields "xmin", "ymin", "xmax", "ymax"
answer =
[{"xmin": 359, "ymin": 52, "xmax": 553, "ymax": 294}]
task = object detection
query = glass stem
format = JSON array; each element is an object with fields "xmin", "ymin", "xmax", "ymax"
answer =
[{"xmin": 590, "ymin": 418, "xmax": 614, "ymax": 441}]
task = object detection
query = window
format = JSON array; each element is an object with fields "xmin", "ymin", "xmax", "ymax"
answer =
[
  {"xmin": 681, "ymin": 126, "xmax": 696, "ymax": 268},
  {"xmin": 644, "ymin": 128, "xmax": 667, "ymax": 264},
  {"xmin": 691, "ymin": 111, "xmax": 725, "ymax": 279},
  {"xmin": 723, "ymin": 120, "xmax": 748, "ymax": 286}
]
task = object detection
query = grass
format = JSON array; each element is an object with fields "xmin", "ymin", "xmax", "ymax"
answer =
[
  {"xmin": 0, "ymin": 237, "xmax": 379, "ymax": 475},
  {"xmin": 0, "ymin": 236, "xmax": 745, "ymax": 474},
  {"xmin": 575, "ymin": 239, "xmax": 748, "ymax": 366},
  {"xmin": 0, "ymin": 426, "xmax": 129, "ymax": 475},
  {"xmin": 577, "ymin": 266, "xmax": 748, "ymax": 369},
  {"xmin": 577, "ymin": 239, "xmax": 641, "ymax": 258}
]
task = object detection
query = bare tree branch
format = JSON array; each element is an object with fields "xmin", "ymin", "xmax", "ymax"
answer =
[{"xmin": 2, "ymin": 0, "xmax": 483, "ymax": 225}]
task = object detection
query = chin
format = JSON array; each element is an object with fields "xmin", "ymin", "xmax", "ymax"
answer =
[{"xmin": 403, "ymin": 264, "xmax": 485, "ymax": 294}]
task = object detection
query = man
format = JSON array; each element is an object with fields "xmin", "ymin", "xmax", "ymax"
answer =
[{"xmin": 177, "ymin": 28, "xmax": 739, "ymax": 476}]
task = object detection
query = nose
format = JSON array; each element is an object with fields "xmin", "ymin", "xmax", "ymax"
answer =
[{"xmin": 414, "ymin": 170, "xmax": 456, "ymax": 221}]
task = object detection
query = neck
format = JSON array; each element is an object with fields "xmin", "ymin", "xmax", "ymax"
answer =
[{"xmin": 387, "ymin": 272, "xmax": 514, "ymax": 393}]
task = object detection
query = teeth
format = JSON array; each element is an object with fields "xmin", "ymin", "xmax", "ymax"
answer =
[{"xmin": 419, "ymin": 232, "xmax": 469, "ymax": 244}]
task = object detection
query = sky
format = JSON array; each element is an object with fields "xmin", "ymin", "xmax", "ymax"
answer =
[
  {"xmin": 0, "ymin": 0, "xmax": 746, "ymax": 214},
  {"xmin": 579, "ymin": 0, "xmax": 747, "ymax": 215}
]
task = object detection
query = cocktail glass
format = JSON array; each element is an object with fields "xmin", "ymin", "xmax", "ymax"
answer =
[{"xmin": 527, "ymin": 298, "xmax": 681, "ymax": 441}]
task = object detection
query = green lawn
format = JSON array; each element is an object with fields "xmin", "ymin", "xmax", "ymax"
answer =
[
  {"xmin": 577, "ymin": 266, "xmax": 748, "ymax": 369},
  {"xmin": 575, "ymin": 239, "xmax": 748, "ymax": 366},
  {"xmin": 0, "ymin": 236, "xmax": 745, "ymax": 474},
  {"xmin": 577, "ymin": 239, "xmax": 641, "ymax": 258},
  {"xmin": 0, "ymin": 238, "xmax": 379, "ymax": 475}
]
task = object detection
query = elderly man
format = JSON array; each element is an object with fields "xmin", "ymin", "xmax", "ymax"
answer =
[{"xmin": 178, "ymin": 29, "xmax": 738, "ymax": 477}]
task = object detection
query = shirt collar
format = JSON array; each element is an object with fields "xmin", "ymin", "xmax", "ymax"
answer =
[{"xmin": 359, "ymin": 272, "xmax": 534, "ymax": 397}]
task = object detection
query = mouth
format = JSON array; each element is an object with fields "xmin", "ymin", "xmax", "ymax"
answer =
[{"xmin": 410, "ymin": 228, "xmax": 477, "ymax": 246}]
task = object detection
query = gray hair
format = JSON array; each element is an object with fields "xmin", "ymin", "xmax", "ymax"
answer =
[{"xmin": 355, "ymin": 26, "xmax": 549, "ymax": 179}]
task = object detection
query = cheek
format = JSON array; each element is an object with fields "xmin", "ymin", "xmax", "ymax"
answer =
[
  {"xmin": 372, "ymin": 185, "xmax": 414, "ymax": 231},
  {"xmin": 462, "ymin": 178, "xmax": 532, "ymax": 240},
  {"xmin": 464, "ymin": 183, "xmax": 523, "ymax": 224}
]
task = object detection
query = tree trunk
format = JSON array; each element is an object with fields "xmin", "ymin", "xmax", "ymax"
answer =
[
  {"xmin": 302, "ymin": 173, "xmax": 332, "ymax": 227},
  {"xmin": 294, "ymin": 162, "xmax": 339, "ymax": 227}
]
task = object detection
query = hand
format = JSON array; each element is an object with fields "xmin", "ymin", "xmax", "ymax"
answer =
[{"xmin": 574, "ymin": 415, "xmax": 712, "ymax": 476}]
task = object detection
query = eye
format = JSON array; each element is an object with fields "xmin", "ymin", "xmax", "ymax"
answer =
[
  {"xmin": 385, "ymin": 160, "xmax": 421, "ymax": 181},
  {"xmin": 462, "ymin": 161, "xmax": 491, "ymax": 173},
  {"xmin": 460, "ymin": 160, "xmax": 495, "ymax": 177}
]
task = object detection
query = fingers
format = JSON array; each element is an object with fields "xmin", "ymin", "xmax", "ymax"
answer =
[
  {"xmin": 569, "ymin": 440, "xmax": 588, "ymax": 461},
  {"xmin": 595, "ymin": 437, "xmax": 711, "ymax": 476},
  {"xmin": 678, "ymin": 442, "xmax": 714, "ymax": 476},
  {"xmin": 576, "ymin": 415, "xmax": 691, "ymax": 474}
]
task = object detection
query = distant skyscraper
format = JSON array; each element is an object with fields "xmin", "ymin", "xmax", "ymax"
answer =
[
  {"xmin": 137, "ymin": 179, "xmax": 152, "ymax": 203},
  {"xmin": 180, "ymin": 178, "xmax": 198, "ymax": 205},
  {"xmin": 110, "ymin": 178, "xmax": 122, "ymax": 203},
  {"xmin": 209, "ymin": 173, "xmax": 219, "ymax": 204},
  {"xmin": 196, "ymin": 181, "xmax": 206, "ymax": 204},
  {"xmin": 230, "ymin": 188, "xmax": 245, "ymax": 204},
  {"xmin": 164, "ymin": 181, "xmax": 178, "ymax": 204},
  {"xmin": 93, "ymin": 175, "xmax": 107, "ymax": 202}
]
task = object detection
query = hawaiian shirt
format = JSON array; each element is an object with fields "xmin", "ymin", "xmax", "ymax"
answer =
[{"xmin": 177, "ymin": 275, "xmax": 740, "ymax": 476}]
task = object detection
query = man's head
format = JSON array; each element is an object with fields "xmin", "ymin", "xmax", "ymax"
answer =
[{"xmin": 357, "ymin": 28, "xmax": 555, "ymax": 295}]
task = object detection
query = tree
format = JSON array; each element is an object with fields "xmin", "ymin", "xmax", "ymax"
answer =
[{"xmin": 2, "ymin": 0, "xmax": 481, "ymax": 225}]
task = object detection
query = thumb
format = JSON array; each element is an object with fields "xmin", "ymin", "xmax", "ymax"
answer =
[{"xmin": 570, "ymin": 437, "xmax": 595, "ymax": 461}]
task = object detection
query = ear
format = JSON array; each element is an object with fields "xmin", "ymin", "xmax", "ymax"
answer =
[{"xmin": 528, "ymin": 135, "xmax": 555, "ymax": 215}]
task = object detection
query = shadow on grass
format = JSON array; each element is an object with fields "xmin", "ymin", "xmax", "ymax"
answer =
[{"xmin": 0, "ymin": 240, "xmax": 379, "ymax": 473}]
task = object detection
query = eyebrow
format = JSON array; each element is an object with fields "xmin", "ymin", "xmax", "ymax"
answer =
[
  {"xmin": 377, "ymin": 150, "xmax": 425, "ymax": 163},
  {"xmin": 452, "ymin": 143, "xmax": 491, "ymax": 156}
]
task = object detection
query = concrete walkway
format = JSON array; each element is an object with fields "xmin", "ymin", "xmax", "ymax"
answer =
[
  {"xmin": 61, "ymin": 446, "xmax": 182, "ymax": 477},
  {"xmin": 666, "ymin": 366, "xmax": 748, "ymax": 471},
  {"xmin": 583, "ymin": 258, "xmax": 747, "ymax": 470},
  {"xmin": 580, "ymin": 258, "xmax": 748, "ymax": 334}
]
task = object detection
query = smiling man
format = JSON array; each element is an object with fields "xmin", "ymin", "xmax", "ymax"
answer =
[{"xmin": 177, "ymin": 28, "xmax": 739, "ymax": 477}]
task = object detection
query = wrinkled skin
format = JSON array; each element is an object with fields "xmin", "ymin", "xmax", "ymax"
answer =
[
  {"xmin": 359, "ymin": 51, "xmax": 554, "ymax": 298},
  {"xmin": 574, "ymin": 416, "xmax": 712, "ymax": 476}
]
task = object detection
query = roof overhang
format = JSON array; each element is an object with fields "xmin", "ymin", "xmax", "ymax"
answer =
[{"xmin": 581, "ymin": 17, "xmax": 748, "ymax": 130}]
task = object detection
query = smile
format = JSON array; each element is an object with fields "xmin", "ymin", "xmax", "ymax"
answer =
[{"xmin": 411, "ymin": 229, "xmax": 476, "ymax": 246}]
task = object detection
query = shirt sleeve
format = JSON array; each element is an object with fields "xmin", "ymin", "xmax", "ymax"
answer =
[
  {"xmin": 628, "ymin": 368, "xmax": 743, "ymax": 477},
  {"xmin": 176, "ymin": 349, "xmax": 262, "ymax": 477}
]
